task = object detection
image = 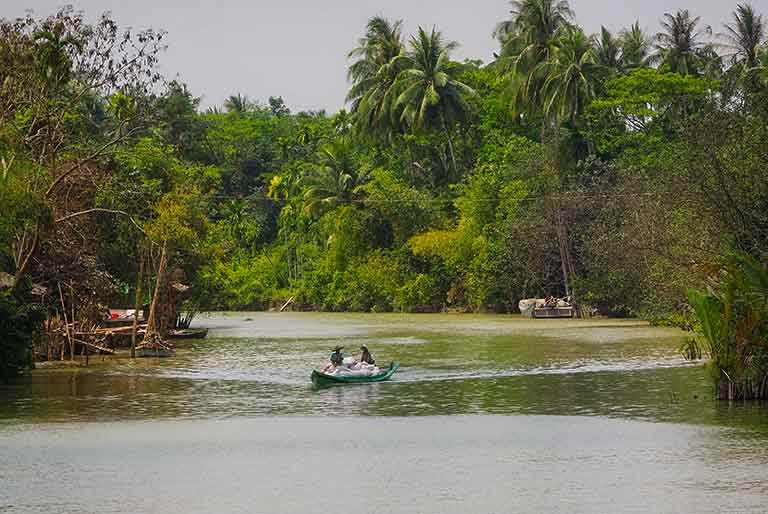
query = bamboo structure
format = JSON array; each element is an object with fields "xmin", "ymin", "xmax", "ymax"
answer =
[{"xmin": 137, "ymin": 242, "xmax": 174, "ymax": 356}]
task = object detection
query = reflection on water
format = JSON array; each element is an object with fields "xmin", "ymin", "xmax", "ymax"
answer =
[
  {"xmin": 1, "ymin": 312, "xmax": 767, "ymax": 428},
  {"xmin": 2, "ymin": 415, "xmax": 768, "ymax": 514},
  {"xmin": 3, "ymin": 313, "xmax": 768, "ymax": 514}
]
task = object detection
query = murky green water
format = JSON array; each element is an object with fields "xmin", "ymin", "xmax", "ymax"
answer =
[{"xmin": 2, "ymin": 313, "xmax": 767, "ymax": 513}]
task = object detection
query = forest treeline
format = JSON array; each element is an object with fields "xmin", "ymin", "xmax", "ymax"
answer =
[{"xmin": 1, "ymin": 2, "xmax": 767, "ymax": 379}]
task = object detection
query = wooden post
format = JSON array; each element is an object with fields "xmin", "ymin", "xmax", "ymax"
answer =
[{"xmin": 131, "ymin": 243, "xmax": 145, "ymax": 359}]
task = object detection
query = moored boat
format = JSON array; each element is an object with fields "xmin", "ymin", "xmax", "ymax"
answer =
[
  {"xmin": 519, "ymin": 297, "xmax": 575, "ymax": 318},
  {"xmin": 311, "ymin": 362, "xmax": 400, "ymax": 386}
]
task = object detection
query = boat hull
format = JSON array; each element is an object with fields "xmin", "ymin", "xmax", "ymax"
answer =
[
  {"xmin": 311, "ymin": 362, "xmax": 400, "ymax": 386},
  {"xmin": 532, "ymin": 306, "xmax": 574, "ymax": 318}
]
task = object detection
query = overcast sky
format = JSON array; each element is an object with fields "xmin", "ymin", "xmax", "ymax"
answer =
[{"xmin": 5, "ymin": 0, "xmax": 767, "ymax": 112}]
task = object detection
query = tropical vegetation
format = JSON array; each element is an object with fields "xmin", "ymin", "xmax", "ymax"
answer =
[{"xmin": 1, "ymin": 3, "xmax": 767, "ymax": 393}]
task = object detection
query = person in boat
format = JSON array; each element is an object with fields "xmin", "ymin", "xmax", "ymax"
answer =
[
  {"xmin": 359, "ymin": 344, "xmax": 375, "ymax": 365},
  {"xmin": 329, "ymin": 345, "xmax": 344, "ymax": 366},
  {"xmin": 321, "ymin": 345, "xmax": 345, "ymax": 373}
]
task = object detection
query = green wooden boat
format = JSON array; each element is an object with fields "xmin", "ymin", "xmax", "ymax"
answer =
[{"xmin": 311, "ymin": 362, "xmax": 400, "ymax": 386}]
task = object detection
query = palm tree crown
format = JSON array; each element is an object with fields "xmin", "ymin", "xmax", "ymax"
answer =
[
  {"xmin": 224, "ymin": 93, "xmax": 253, "ymax": 114},
  {"xmin": 33, "ymin": 21, "xmax": 83, "ymax": 88},
  {"xmin": 593, "ymin": 26, "xmax": 621, "ymax": 74},
  {"xmin": 391, "ymin": 27, "xmax": 476, "ymax": 131},
  {"xmin": 541, "ymin": 26, "xmax": 598, "ymax": 124},
  {"xmin": 496, "ymin": 0, "xmax": 573, "ymax": 49},
  {"xmin": 302, "ymin": 139, "xmax": 368, "ymax": 217},
  {"xmin": 346, "ymin": 16, "xmax": 405, "ymax": 137},
  {"xmin": 654, "ymin": 10, "xmax": 711, "ymax": 75},
  {"xmin": 496, "ymin": 0, "xmax": 574, "ymax": 114},
  {"xmin": 620, "ymin": 21, "xmax": 652, "ymax": 69},
  {"xmin": 720, "ymin": 3, "xmax": 765, "ymax": 74}
]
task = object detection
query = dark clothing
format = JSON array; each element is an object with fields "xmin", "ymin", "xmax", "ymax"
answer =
[
  {"xmin": 330, "ymin": 351, "xmax": 343, "ymax": 366},
  {"xmin": 360, "ymin": 348, "xmax": 375, "ymax": 365}
]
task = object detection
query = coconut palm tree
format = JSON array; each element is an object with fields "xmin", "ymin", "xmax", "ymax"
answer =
[
  {"xmin": 302, "ymin": 139, "xmax": 368, "ymax": 217},
  {"xmin": 541, "ymin": 26, "xmax": 598, "ymax": 125},
  {"xmin": 33, "ymin": 21, "xmax": 82, "ymax": 90},
  {"xmin": 346, "ymin": 16, "xmax": 405, "ymax": 137},
  {"xmin": 495, "ymin": 0, "xmax": 574, "ymax": 112},
  {"xmin": 391, "ymin": 27, "xmax": 477, "ymax": 175},
  {"xmin": 719, "ymin": 4, "xmax": 766, "ymax": 94},
  {"xmin": 697, "ymin": 45, "xmax": 725, "ymax": 81},
  {"xmin": 721, "ymin": 4, "xmax": 765, "ymax": 70},
  {"xmin": 593, "ymin": 26, "xmax": 621, "ymax": 74},
  {"xmin": 495, "ymin": 0, "xmax": 573, "ymax": 50},
  {"xmin": 224, "ymin": 93, "xmax": 253, "ymax": 114},
  {"xmin": 620, "ymin": 21, "xmax": 652, "ymax": 69},
  {"xmin": 654, "ymin": 10, "xmax": 711, "ymax": 76}
]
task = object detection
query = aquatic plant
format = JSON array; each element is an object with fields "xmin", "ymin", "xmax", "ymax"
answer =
[{"xmin": 684, "ymin": 253, "xmax": 768, "ymax": 399}]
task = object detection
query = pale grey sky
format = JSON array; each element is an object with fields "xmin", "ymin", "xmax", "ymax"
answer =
[{"xmin": 4, "ymin": 0, "xmax": 767, "ymax": 112}]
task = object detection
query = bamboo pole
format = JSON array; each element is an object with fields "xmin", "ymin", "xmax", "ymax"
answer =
[
  {"xmin": 143, "ymin": 242, "xmax": 167, "ymax": 348},
  {"xmin": 131, "ymin": 243, "xmax": 145, "ymax": 359},
  {"xmin": 58, "ymin": 283, "xmax": 72, "ymax": 361}
]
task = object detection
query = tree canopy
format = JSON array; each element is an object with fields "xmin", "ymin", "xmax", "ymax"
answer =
[{"xmin": 2, "ymin": 3, "xmax": 768, "ymax": 378}]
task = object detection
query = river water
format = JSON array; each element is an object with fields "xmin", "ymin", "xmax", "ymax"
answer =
[{"xmin": 2, "ymin": 313, "xmax": 767, "ymax": 513}]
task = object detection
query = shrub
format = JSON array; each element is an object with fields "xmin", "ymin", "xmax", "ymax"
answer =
[{"xmin": 0, "ymin": 291, "xmax": 43, "ymax": 380}]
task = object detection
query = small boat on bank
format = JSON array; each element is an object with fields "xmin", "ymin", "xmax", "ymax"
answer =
[
  {"xmin": 311, "ymin": 362, "xmax": 400, "ymax": 386},
  {"xmin": 519, "ymin": 298, "xmax": 575, "ymax": 318}
]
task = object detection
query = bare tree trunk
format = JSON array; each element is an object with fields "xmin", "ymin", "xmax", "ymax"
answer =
[
  {"xmin": 12, "ymin": 223, "xmax": 40, "ymax": 294},
  {"xmin": 555, "ymin": 209, "xmax": 571, "ymax": 298},
  {"xmin": 442, "ymin": 117, "xmax": 458, "ymax": 180}
]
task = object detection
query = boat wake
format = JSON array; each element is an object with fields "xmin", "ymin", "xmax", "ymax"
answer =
[
  {"xmin": 115, "ymin": 356, "xmax": 696, "ymax": 387},
  {"xmin": 392, "ymin": 357, "xmax": 697, "ymax": 384}
]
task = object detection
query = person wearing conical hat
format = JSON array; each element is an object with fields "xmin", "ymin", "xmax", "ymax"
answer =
[{"xmin": 329, "ymin": 345, "xmax": 344, "ymax": 367}]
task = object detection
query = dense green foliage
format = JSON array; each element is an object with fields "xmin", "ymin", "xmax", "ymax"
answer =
[
  {"xmin": 1, "ymin": 2, "xmax": 768, "ymax": 378},
  {"xmin": 0, "ymin": 290, "xmax": 43, "ymax": 379}
]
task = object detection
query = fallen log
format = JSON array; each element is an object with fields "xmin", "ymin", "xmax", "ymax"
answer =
[
  {"xmin": 94, "ymin": 324, "xmax": 147, "ymax": 334},
  {"xmin": 280, "ymin": 296, "xmax": 295, "ymax": 312}
]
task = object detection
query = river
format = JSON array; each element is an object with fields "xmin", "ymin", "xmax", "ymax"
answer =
[{"xmin": 1, "ymin": 313, "xmax": 767, "ymax": 513}]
